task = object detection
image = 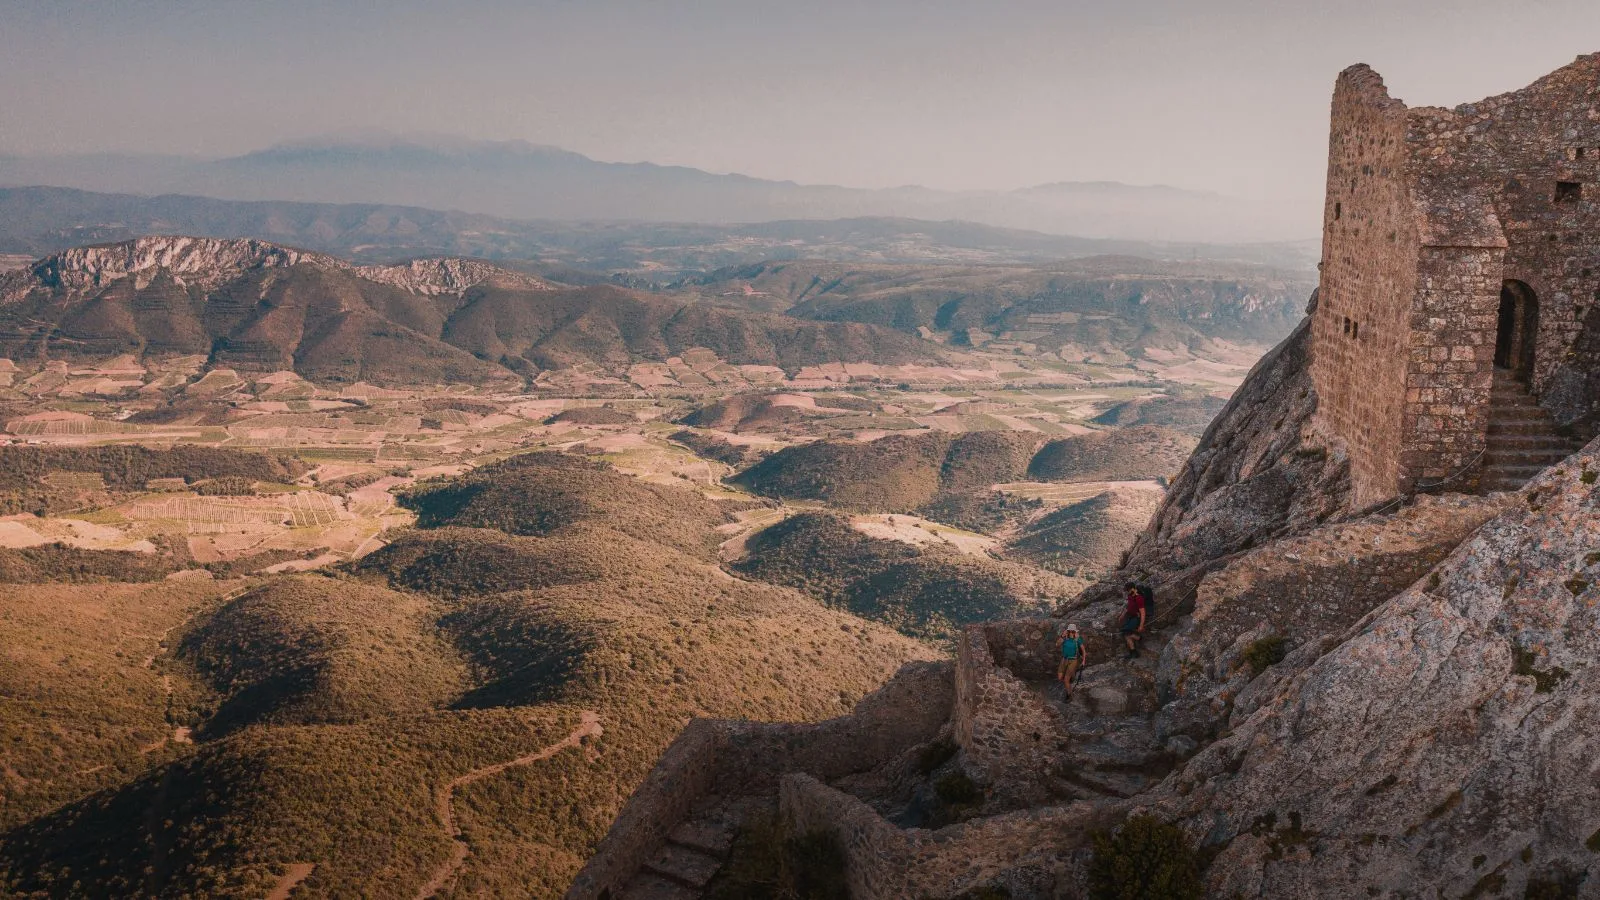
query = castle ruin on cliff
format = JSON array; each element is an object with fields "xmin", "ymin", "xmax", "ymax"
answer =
[
  {"xmin": 567, "ymin": 56, "xmax": 1600, "ymax": 900},
  {"xmin": 1312, "ymin": 55, "xmax": 1600, "ymax": 505}
]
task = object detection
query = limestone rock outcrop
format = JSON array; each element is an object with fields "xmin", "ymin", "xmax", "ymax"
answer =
[{"xmin": 1149, "ymin": 439, "xmax": 1600, "ymax": 898}]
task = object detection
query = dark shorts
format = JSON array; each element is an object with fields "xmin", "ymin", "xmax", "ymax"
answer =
[{"xmin": 1120, "ymin": 614, "xmax": 1142, "ymax": 634}]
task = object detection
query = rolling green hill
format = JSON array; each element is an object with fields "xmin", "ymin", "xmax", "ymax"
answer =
[
  {"xmin": 731, "ymin": 512, "xmax": 1070, "ymax": 640},
  {"xmin": 1026, "ymin": 426, "xmax": 1196, "ymax": 482},
  {"xmin": 731, "ymin": 431, "xmax": 1044, "ymax": 513},
  {"xmin": 397, "ymin": 451, "xmax": 740, "ymax": 557}
]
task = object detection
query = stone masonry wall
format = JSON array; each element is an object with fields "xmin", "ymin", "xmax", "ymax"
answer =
[
  {"xmin": 1405, "ymin": 53, "xmax": 1600, "ymax": 435},
  {"xmin": 954, "ymin": 621, "xmax": 1070, "ymax": 802},
  {"xmin": 1400, "ymin": 245, "xmax": 1503, "ymax": 489},
  {"xmin": 1312, "ymin": 65, "xmax": 1421, "ymax": 506},
  {"xmin": 1314, "ymin": 56, "xmax": 1600, "ymax": 500},
  {"xmin": 565, "ymin": 660, "xmax": 954, "ymax": 900},
  {"xmin": 782, "ymin": 772, "xmax": 1110, "ymax": 899}
]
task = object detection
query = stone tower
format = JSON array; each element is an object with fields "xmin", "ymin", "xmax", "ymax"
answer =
[{"xmin": 1311, "ymin": 55, "xmax": 1600, "ymax": 506}]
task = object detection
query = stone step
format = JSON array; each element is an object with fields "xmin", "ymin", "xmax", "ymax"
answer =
[
  {"xmin": 620, "ymin": 872, "xmax": 701, "ymax": 900},
  {"xmin": 1488, "ymin": 422, "xmax": 1566, "ymax": 437},
  {"xmin": 1483, "ymin": 446, "xmax": 1577, "ymax": 460},
  {"xmin": 644, "ymin": 844, "xmax": 724, "ymax": 890},
  {"xmin": 1483, "ymin": 447, "xmax": 1574, "ymax": 462},
  {"xmin": 668, "ymin": 819, "xmax": 737, "ymax": 857},
  {"xmin": 1488, "ymin": 406, "xmax": 1554, "ymax": 420}
]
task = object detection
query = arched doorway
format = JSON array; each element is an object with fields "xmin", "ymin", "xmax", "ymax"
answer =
[{"xmin": 1495, "ymin": 280, "xmax": 1539, "ymax": 382}]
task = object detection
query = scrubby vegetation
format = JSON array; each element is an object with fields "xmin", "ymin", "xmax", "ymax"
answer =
[
  {"xmin": 670, "ymin": 428, "xmax": 759, "ymax": 467},
  {"xmin": 0, "ymin": 579, "xmax": 228, "ymax": 832},
  {"xmin": 1027, "ymin": 426, "xmax": 1195, "ymax": 483},
  {"xmin": 0, "ymin": 449, "xmax": 937, "ymax": 898},
  {"xmin": 544, "ymin": 406, "xmax": 636, "ymax": 425},
  {"xmin": 1005, "ymin": 490, "xmax": 1160, "ymax": 577},
  {"xmin": 733, "ymin": 431, "xmax": 1041, "ymax": 513},
  {"xmin": 0, "ymin": 543, "xmax": 179, "ymax": 582},
  {"xmin": 315, "ymin": 470, "xmax": 382, "ymax": 497},
  {"xmin": 0, "ymin": 445, "xmax": 307, "ymax": 514},
  {"xmin": 1242, "ymin": 635, "xmax": 1288, "ymax": 674},
  {"xmin": 1087, "ymin": 815, "xmax": 1203, "ymax": 900},
  {"xmin": 731, "ymin": 512, "xmax": 1062, "ymax": 641},
  {"xmin": 398, "ymin": 451, "xmax": 737, "ymax": 557},
  {"xmin": 1090, "ymin": 393, "xmax": 1228, "ymax": 436},
  {"xmin": 177, "ymin": 576, "xmax": 467, "ymax": 734}
]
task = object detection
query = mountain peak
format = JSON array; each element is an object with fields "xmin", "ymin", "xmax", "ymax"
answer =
[
  {"xmin": 2, "ymin": 236, "xmax": 550, "ymax": 301},
  {"xmin": 12, "ymin": 235, "xmax": 342, "ymax": 298}
]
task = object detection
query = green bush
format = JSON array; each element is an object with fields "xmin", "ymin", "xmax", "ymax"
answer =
[
  {"xmin": 1087, "ymin": 815, "xmax": 1203, "ymax": 900},
  {"xmin": 1241, "ymin": 635, "xmax": 1287, "ymax": 674}
]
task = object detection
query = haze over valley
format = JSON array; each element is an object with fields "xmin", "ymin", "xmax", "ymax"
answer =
[{"xmin": 4, "ymin": 2, "xmax": 1600, "ymax": 898}]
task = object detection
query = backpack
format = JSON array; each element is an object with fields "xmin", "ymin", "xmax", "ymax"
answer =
[{"xmin": 1136, "ymin": 583, "xmax": 1156, "ymax": 619}]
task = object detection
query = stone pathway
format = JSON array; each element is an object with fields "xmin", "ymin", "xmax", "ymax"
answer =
[{"xmin": 616, "ymin": 796, "xmax": 765, "ymax": 900}]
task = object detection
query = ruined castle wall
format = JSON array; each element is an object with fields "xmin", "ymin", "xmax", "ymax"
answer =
[
  {"xmin": 1312, "ymin": 65, "xmax": 1422, "ymax": 505},
  {"xmin": 1404, "ymin": 53, "xmax": 1600, "ymax": 435},
  {"xmin": 1399, "ymin": 241, "xmax": 1504, "ymax": 489},
  {"xmin": 782, "ymin": 772, "xmax": 1108, "ymax": 899},
  {"xmin": 954, "ymin": 622, "xmax": 1070, "ymax": 799},
  {"xmin": 565, "ymin": 661, "xmax": 953, "ymax": 900},
  {"xmin": 781, "ymin": 774, "xmax": 920, "ymax": 899}
]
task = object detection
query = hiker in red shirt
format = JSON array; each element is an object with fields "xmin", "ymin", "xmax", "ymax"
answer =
[{"xmin": 1120, "ymin": 582, "xmax": 1147, "ymax": 659}]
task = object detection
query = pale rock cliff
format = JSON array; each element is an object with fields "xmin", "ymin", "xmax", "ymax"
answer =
[{"xmin": 1149, "ymin": 439, "xmax": 1600, "ymax": 898}]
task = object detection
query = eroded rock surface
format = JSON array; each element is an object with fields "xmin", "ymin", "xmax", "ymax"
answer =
[{"xmin": 1148, "ymin": 441, "xmax": 1600, "ymax": 898}]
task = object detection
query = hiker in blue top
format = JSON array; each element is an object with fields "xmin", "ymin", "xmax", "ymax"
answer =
[{"xmin": 1058, "ymin": 623, "xmax": 1085, "ymax": 699}]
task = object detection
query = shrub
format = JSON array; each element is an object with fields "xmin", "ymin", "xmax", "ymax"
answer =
[
  {"xmin": 917, "ymin": 738, "xmax": 958, "ymax": 774},
  {"xmin": 194, "ymin": 476, "xmax": 256, "ymax": 496},
  {"xmin": 1087, "ymin": 815, "xmax": 1203, "ymax": 900},
  {"xmin": 1241, "ymin": 635, "xmax": 1287, "ymax": 674},
  {"xmin": 935, "ymin": 771, "xmax": 983, "ymax": 806}
]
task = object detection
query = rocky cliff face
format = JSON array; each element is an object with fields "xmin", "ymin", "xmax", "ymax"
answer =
[
  {"xmin": 1149, "ymin": 438, "xmax": 1600, "ymax": 898},
  {"xmin": 0, "ymin": 235, "xmax": 547, "ymax": 303},
  {"xmin": 1, "ymin": 236, "xmax": 337, "ymax": 300},
  {"xmin": 353, "ymin": 257, "xmax": 550, "ymax": 295},
  {"xmin": 1063, "ymin": 312, "xmax": 1354, "ymax": 643}
]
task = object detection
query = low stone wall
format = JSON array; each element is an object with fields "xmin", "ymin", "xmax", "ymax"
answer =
[
  {"xmin": 984, "ymin": 617, "xmax": 1065, "ymax": 679},
  {"xmin": 565, "ymin": 660, "xmax": 954, "ymax": 900},
  {"xmin": 782, "ymin": 772, "xmax": 1111, "ymax": 898},
  {"xmin": 781, "ymin": 773, "xmax": 919, "ymax": 899},
  {"xmin": 954, "ymin": 620, "xmax": 1070, "ymax": 802}
]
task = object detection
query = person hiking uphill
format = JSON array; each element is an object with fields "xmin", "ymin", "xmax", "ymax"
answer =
[
  {"xmin": 1057, "ymin": 623, "xmax": 1085, "ymax": 698},
  {"xmin": 1120, "ymin": 582, "xmax": 1147, "ymax": 659}
]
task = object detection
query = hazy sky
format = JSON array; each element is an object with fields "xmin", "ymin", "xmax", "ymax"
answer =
[{"xmin": 4, "ymin": 0, "xmax": 1599, "ymax": 217}]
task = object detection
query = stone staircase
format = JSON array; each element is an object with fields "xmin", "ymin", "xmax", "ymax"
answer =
[
  {"xmin": 1479, "ymin": 374, "xmax": 1582, "ymax": 493},
  {"xmin": 617, "ymin": 797, "xmax": 764, "ymax": 900}
]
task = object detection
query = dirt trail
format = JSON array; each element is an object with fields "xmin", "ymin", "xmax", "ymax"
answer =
[
  {"xmin": 138, "ymin": 584, "xmax": 248, "ymax": 752},
  {"xmin": 412, "ymin": 710, "xmax": 603, "ymax": 900},
  {"xmin": 265, "ymin": 863, "xmax": 315, "ymax": 900}
]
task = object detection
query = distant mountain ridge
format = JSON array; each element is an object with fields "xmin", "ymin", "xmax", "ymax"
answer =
[
  {"xmin": 0, "ymin": 186, "xmax": 1318, "ymax": 278},
  {"xmin": 0, "ymin": 236, "xmax": 935, "ymax": 384},
  {"xmin": 0, "ymin": 135, "xmax": 1312, "ymax": 243}
]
